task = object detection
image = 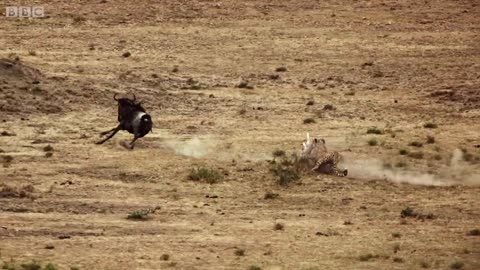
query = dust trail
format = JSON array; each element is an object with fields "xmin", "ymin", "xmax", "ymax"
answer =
[
  {"xmin": 342, "ymin": 149, "xmax": 480, "ymax": 186},
  {"xmin": 162, "ymin": 136, "xmax": 216, "ymax": 158}
]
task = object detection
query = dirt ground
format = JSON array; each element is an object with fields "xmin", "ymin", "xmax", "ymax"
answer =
[{"xmin": 1, "ymin": 1, "xmax": 479, "ymax": 269}]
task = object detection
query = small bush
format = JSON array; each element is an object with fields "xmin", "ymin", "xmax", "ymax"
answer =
[
  {"xmin": 306, "ymin": 100, "xmax": 315, "ymax": 106},
  {"xmin": 399, "ymin": 149, "xmax": 409, "ymax": 155},
  {"xmin": 400, "ymin": 206, "xmax": 414, "ymax": 218},
  {"xmin": 189, "ymin": 167, "xmax": 222, "ymax": 184},
  {"xmin": 395, "ymin": 161, "xmax": 407, "ymax": 168},
  {"xmin": 393, "ymin": 257, "xmax": 404, "ymax": 263},
  {"xmin": 393, "ymin": 243, "xmax": 401, "ymax": 253},
  {"xmin": 409, "ymin": 141, "xmax": 423, "ymax": 147},
  {"xmin": 408, "ymin": 152, "xmax": 424, "ymax": 159},
  {"xmin": 248, "ymin": 266, "xmax": 262, "ymax": 270},
  {"xmin": 127, "ymin": 210, "xmax": 150, "ymax": 220},
  {"xmin": 423, "ymin": 122, "xmax": 438, "ymax": 129},
  {"xmin": 20, "ymin": 261, "xmax": 42, "ymax": 270},
  {"xmin": 368, "ymin": 138, "xmax": 378, "ymax": 146},
  {"xmin": 264, "ymin": 192, "xmax": 279, "ymax": 200},
  {"xmin": 420, "ymin": 261, "xmax": 431, "ymax": 268},
  {"xmin": 303, "ymin": 118, "xmax": 316, "ymax": 124},
  {"xmin": 43, "ymin": 145, "xmax": 54, "ymax": 152},
  {"xmin": 426, "ymin": 135, "xmax": 435, "ymax": 144},
  {"xmin": 461, "ymin": 149, "xmax": 473, "ymax": 162},
  {"xmin": 271, "ymin": 165, "xmax": 300, "ymax": 186},
  {"xmin": 274, "ymin": 223, "xmax": 284, "ymax": 231},
  {"xmin": 160, "ymin": 254, "xmax": 170, "ymax": 261},
  {"xmin": 234, "ymin": 249, "xmax": 245, "ymax": 256},
  {"xmin": 433, "ymin": 154, "xmax": 442, "ymax": 161},
  {"xmin": 367, "ymin": 127, "xmax": 383, "ymax": 134},
  {"xmin": 272, "ymin": 150, "xmax": 286, "ymax": 158},
  {"xmin": 450, "ymin": 261, "xmax": 464, "ymax": 269},
  {"xmin": 358, "ymin": 254, "xmax": 378, "ymax": 262},
  {"xmin": 392, "ymin": 232, "xmax": 401, "ymax": 238},
  {"xmin": 44, "ymin": 263, "xmax": 58, "ymax": 270},
  {"xmin": 275, "ymin": 67, "xmax": 287, "ymax": 72},
  {"xmin": 323, "ymin": 104, "xmax": 335, "ymax": 110},
  {"xmin": 239, "ymin": 108, "xmax": 247, "ymax": 115},
  {"xmin": 467, "ymin": 228, "xmax": 480, "ymax": 236}
]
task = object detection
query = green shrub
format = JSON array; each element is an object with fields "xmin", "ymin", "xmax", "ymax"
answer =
[
  {"xmin": 367, "ymin": 127, "xmax": 383, "ymax": 134},
  {"xmin": 189, "ymin": 167, "xmax": 222, "ymax": 184}
]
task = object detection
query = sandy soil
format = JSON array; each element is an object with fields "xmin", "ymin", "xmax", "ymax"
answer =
[{"xmin": 1, "ymin": 1, "xmax": 479, "ymax": 269}]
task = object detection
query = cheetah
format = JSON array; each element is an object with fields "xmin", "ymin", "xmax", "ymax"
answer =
[{"xmin": 300, "ymin": 133, "xmax": 348, "ymax": 177}]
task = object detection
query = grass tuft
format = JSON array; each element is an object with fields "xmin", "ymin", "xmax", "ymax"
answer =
[
  {"xmin": 127, "ymin": 210, "xmax": 150, "ymax": 220},
  {"xmin": 423, "ymin": 122, "xmax": 438, "ymax": 129},
  {"xmin": 188, "ymin": 167, "xmax": 222, "ymax": 184},
  {"xmin": 366, "ymin": 127, "xmax": 383, "ymax": 134},
  {"xmin": 303, "ymin": 118, "xmax": 316, "ymax": 124},
  {"xmin": 368, "ymin": 138, "xmax": 378, "ymax": 146}
]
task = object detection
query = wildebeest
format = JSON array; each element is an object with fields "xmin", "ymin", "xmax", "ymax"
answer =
[{"xmin": 96, "ymin": 93, "xmax": 153, "ymax": 149}]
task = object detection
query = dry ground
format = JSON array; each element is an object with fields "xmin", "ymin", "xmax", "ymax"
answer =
[{"xmin": 1, "ymin": 1, "xmax": 479, "ymax": 269}]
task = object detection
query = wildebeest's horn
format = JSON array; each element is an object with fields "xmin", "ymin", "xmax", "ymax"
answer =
[{"xmin": 113, "ymin": 93, "xmax": 119, "ymax": 101}]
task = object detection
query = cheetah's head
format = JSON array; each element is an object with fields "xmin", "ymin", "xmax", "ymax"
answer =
[{"xmin": 301, "ymin": 133, "xmax": 325, "ymax": 156}]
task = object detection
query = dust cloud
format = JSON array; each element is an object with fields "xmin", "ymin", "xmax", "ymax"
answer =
[{"xmin": 342, "ymin": 149, "xmax": 480, "ymax": 186}]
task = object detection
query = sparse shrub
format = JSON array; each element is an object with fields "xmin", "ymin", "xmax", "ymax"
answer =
[
  {"xmin": 303, "ymin": 118, "xmax": 316, "ymax": 124},
  {"xmin": 393, "ymin": 257, "xmax": 404, "ymax": 263},
  {"xmin": 274, "ymin": 223, "xmax": 284, "ymax": 231},
  {"xmin": 72, "ymin": 15, "xmax": 86, "ymax": 24},
  {"xmin": 467, "ymin": 228, "xmax": 480, "ymax": 236},
  {"xmin": 3, "ymin": 155, "xmax": 14, "ymax": 163},
  {"xmin": 248, "ymin": 266, "xmax": 262, "ymax": 270},
  {"xmin": 264, "ymin": 192, "xmax": 279, "ymax": 200},
  {"xmin": 408, "ymin": 152, "xmax": 424, "ymax": 159},
  {"xmin": 399, "ymin": 149, "xmax": 409, "ymax": 155},
  {"xmin": 450, "ymin": 261, "xmax": 464, "ymax": 269},
  {"xmin": 28, "ymin": 50, "xmax": 37, "ymax": 56},
  {"xmin": 306, "ymin": 100, "xmax": 315, "ymax": 106},
  {"xmin": 395, "ymin": 161, "xmax": 407, "ymax": 168},
  {"xmin": 20, "ymin": 261, "xmax": 42, "ymax": 270},
  {"xmin": 323, "ymin": 104, "xmax": 334, "ymax": 110},
  {"xmin": 423, "ymin": 122, "xmax": 438, "ymax": 129},
  {"xmin": 409, "ymin": 141, "xmax": 423, "ymax": 147},
  {"xmin": 393, "ymin": 243, "xmax": 401, "ymax": 253},
  {"xmin": 433, "ymin": 154, "xmax": 442, "ymax": 161},
  {"xmin": 461, "ymin": 149, "xmax": 473, "ymax": 162},
  {"xmin": 70, "ymin": 267, "xmax": 80, "ymax": 270},
  {"xmin": 43, "ymin": 145, "xmax": 54, "ymax": 152},
  {"xmin": 392, "ymin": 232, "xmax": 401, "ymax": 238},
  {"xmin": 426, "ymin": 135, "xmax": 435, "ymax": 144},
  {"xmin": 172, "ymin": 66, "xmax": 179, "ymax": 73},
  {"xmin": 127, "ymin": 210, "xmax": 150, "ymax": 220},
  {"xmin": 358, "ymin": 254, "xmax": 378, "ymax": 262},
  {"xmin": 44, "ymin": 263, "xmax": 58, "ymax": 270},
  {"xmin": 122, "ymin": 51, "xmax": 131, "ymax": 58},
  {"xmin": 275, "ymin": 67, "xmax": 287, "ymax": 72},
  {"xmin": 368, "ymin": 138, "xmax": 378, "ymax": 146},
  {"xmin": 419, "ymin": 261, "xmax": 430, "ymax": 268},
  {"xmin": 272, "ymin": 150, "xmax": 286, "ymax": 158},
  {"xmin": 271, "ymin": 165, "xmax": 300, "ymax": 186},
  {"xmin": 239, "ymin": 108, "xmax": 247, "ymax": 115},
  {"xmin": 45, "ymin": 152, "xmax": 53, "ymax": 158},
  {"xmin": 400, "ymin": 207, "xmax": 414, "ymax": 218},
  {"xmin": 160, "ymin": 254, "xmax": 170, "ymax": 261},
  {"xmin": 367, "ymin": 127, "xmax": 383, "ymax": 134},
  {"xmin": 234, "ymin": 249, "xmax": 245, "ymax": 256},
  {"xmin": 188, "ymin": 167, "xmax": 222, "ymax": 184}
]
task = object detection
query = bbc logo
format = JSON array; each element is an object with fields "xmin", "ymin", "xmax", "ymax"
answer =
[{"xmin": 6, "ymin": 6, "xmax": 44, "ymax": 18}]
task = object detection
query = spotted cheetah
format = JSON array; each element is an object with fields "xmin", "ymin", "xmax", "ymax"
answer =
[{"xmin": 300, "ymin": 133, "xmax": 348, "ymax": 177}]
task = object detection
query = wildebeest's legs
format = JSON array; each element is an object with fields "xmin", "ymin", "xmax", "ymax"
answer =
[
  {"xmin": 95, "ymin": 125, "xmax": 121, "ymax": 144},
  {"xmin": 99, "ymin": 127, "xmax": 119, "ymax": 136},
  {"xmin": 127, "ymin": 135, "xmax": 139, "ymax": 149}
]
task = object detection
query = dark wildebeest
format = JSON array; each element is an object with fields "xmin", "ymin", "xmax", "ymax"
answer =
[{"xmin": 96, "ymin": 93, "xmax": 153, "ymax": 149}]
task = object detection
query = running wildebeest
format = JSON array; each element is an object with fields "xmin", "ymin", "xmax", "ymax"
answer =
[{"xmin": 96, "ymin": 93, "xmax": 153, "ymax": 149}]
